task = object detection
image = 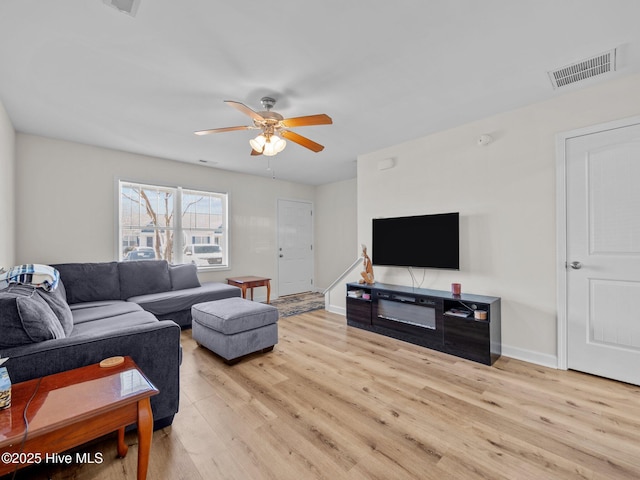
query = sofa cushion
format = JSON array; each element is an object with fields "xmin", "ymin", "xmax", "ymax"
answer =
[
  {"xmin": 70, "ymin": 301, "xmax": 145, "ymax": 325},
  {"xmin": 169, "ymin": 263, "xmax": 201, "ymax": 290},
  {"xmin": 127, "ymin": 282, "xmax": 241, "ymax": 316},
  {"xmin": 0, "ymin": 285, "xmax": 65, "ymax": 348},
  {"xmin": 69, "ymin": 310, "xmax": 159, "ymax": 337},
  {"xmin": 119, "ymin": 260, "xmax": 171, "ymax": 300},
  {"xmin": 69, "ymin": 300, "xmax": 124, "ymax": 310},
  {"xmin": 36, "ymin": 279, "xmax": 73, "ymax": 336},
  {"xmin": 53, "ymin": 262, "xmax": 121, "ymax": 304}
]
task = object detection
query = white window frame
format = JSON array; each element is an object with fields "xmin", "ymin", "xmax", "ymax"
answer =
[{"xmin": 117, "ymin": 180, "xmax": 229, "ymax": 270}]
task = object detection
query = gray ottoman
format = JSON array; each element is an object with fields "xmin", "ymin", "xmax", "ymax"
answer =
[{"xmin": 192, "ymin": 297, "xmax": 279, "ymax": 364}]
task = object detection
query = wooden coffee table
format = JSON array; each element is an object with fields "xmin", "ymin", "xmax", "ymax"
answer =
[
  {"xmin": 227, "ymin": 275, "xmax": 271, "ymax": 304},
  {"xmin": 0, "ymin": 356, "xmax": 158, "ymax": 479}
]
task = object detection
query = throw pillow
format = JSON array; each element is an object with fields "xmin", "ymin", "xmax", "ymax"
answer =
[
  {"xmin": 35, "ymin": 279, "xmax": 74, "ymax": 336},
  {"xmin": 118, "ymin": 260, "xmax": 171, "ymax": 299},
  {"xmin": 169, "ymin": 263, "xmax": 201, "ymax": 291},
  {"xmin": 0, "ymin": 285, "xmax": 65, "ymax": 348},
  {"xmin": 52, "ymin": 262, "xmax": 121, "ymax": 304}
]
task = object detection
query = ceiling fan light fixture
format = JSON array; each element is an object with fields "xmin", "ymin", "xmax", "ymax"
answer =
[
  {"xmin": 255, "ymin": 135, "xmax": 286, "ymax": 156},
  {"xmin": 262, "ymin": 135, "xmax": 286, "ymax": 156},
  {"xmin": 274, "ymin": 136, "xmax": 286, "ymax": 153},
  {"xmin": 249, "ymin": 134, "xmax": 266, "ymax": 152}
]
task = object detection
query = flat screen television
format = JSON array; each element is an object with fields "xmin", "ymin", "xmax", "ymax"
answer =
[{"xmin": 372, "ymin": 212, "xmax": 459, "ymax": 269}]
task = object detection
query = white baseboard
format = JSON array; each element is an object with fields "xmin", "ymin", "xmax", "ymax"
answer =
[
  {"xmin": 500, "ymin": 345, "xmax": 559, "ymax": 369},
  {"xmin": 327, "ymin": 305, "xmax": 346, "ymax": 316}
]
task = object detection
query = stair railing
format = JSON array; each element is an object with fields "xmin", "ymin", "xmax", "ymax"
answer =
[{"xmin": 323, "ymin": 257, "xmax": 363, "ymax": 295}]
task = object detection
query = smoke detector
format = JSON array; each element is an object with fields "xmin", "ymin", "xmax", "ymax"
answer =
[
  {"xmin": 548, "ymin": 49, "xmax": 616, "ymax": 89},
  {"xmin": 103, "ymin": 0, "xmax": 141, "ymax": 17},
  {"xmin": 477, "ymin": 134, "xmax": 493, "ymax": 146}
]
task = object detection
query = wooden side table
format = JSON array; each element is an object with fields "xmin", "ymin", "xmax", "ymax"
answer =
[
  {"xmin": 0, "ymin": 357, "xmax": 158, "ymax": 480},
  {"xmin": 227, "ymin": 276, "xmax": 271, "ymax": 304}
]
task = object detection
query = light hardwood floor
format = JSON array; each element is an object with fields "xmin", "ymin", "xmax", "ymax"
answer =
[{"xmin": 8, "ymin": 309, "xmax": 640, "ymax": 480}]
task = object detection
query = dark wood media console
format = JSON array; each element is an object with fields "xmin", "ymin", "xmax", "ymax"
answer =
[{"xmin": 346, "ymin": 282, "xmax": 501, "ymax": 365}]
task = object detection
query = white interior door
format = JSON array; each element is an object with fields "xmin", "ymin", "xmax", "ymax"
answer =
[
  {"xmin": 277, "ymin": 199, "xmax": 313, "ymax": 297},
  {"xmin": 565, "ymin": 121, "xmax": 640, "ymax": 385}
]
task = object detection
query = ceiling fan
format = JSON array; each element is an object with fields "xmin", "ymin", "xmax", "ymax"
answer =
[{"xmin": 194, "ymin": 97, "xmax": 332, "ymax": 156}]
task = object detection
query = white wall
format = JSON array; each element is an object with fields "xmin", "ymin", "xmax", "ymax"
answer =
[
  {"xmin": 15, "ymin": 134, "xmax": 317, "ymax": 299},
  {"xmin": 0, "ymin": 99, "xmax": 15, "ymax": 270},
  {"xmin": 314, "ymin": 178, "xmax": 358, "ymax": 291},
  {"xmin": 354, "ymin": 73, "xmax": 640, "ymax": 367},
  {"xmin": 315, "ymin": 178, "xmax": 359, "ymax": 312}
]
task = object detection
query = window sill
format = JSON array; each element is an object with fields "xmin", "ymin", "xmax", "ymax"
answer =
[{"xmin": 196, "ymin": 265, "xmax": 231, "ymax": 272}]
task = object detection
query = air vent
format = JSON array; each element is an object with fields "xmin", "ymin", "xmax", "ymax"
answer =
[
  {"xmin": 103, "ymin": 0, "xmax": 141, "ymax": 17},
  {"xmin": 548, "ymin": 49, "xmax": 616, "ymax": 89}
]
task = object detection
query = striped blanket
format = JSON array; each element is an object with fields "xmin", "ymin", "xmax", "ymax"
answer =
[{"xmin": 0, "ymin": 264, "xmax": 60, "ymax": 292}]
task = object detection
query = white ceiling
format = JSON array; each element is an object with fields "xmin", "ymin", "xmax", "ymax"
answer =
[{"xmin": 1, "ymin": 1, "xmax": 640, "ymax": 185}]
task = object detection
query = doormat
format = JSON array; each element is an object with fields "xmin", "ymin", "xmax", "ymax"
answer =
[{"xmin": 269, "ymin": 292, "xmax": 325, "ymax": 317}]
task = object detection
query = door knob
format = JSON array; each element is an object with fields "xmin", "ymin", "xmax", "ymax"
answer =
[
  {"xmin": 570, "ymin": 261, "xmax": 582, "ymax": 270},
  {"xmin": 279, "ymin": 254, "xmax": 284, "ymax": 258}
]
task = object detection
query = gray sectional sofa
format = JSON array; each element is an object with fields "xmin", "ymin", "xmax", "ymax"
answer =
[{"xmin": 0, "ymin": 260, "xmax": 240, "ymax": 429}]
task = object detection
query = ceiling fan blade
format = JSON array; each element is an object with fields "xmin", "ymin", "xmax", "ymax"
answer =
[
  {"xmin": 250, "ymin": 148, "xmax": 263, "ymax": 156},
  {"xmin": 194, "ymin": 125, "xmax": 252, "ymax": 135},
  {"xmin": 280, "ymin": 114, "xmax": 332, "ymax": 128},
  {"xmin": 281, "ymin": 130, "xmax": 325, "ymax": 152},
  {"xmin": 225, "ymin": 100, "xmax": 265, "ymax": 122}
]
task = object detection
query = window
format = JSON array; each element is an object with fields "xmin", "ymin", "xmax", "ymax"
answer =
[{"xmin": 119, "ymin": 181, "xmax": 228, "ymax": 268}]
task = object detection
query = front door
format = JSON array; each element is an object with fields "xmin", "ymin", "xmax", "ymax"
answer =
[
  {"xmin": 564, "ymin": 119, "xmax": 640, "ymax": 385},
  {"xmin": 277, "ymin": 199, "xmax": 313, "ymax": 296}
]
